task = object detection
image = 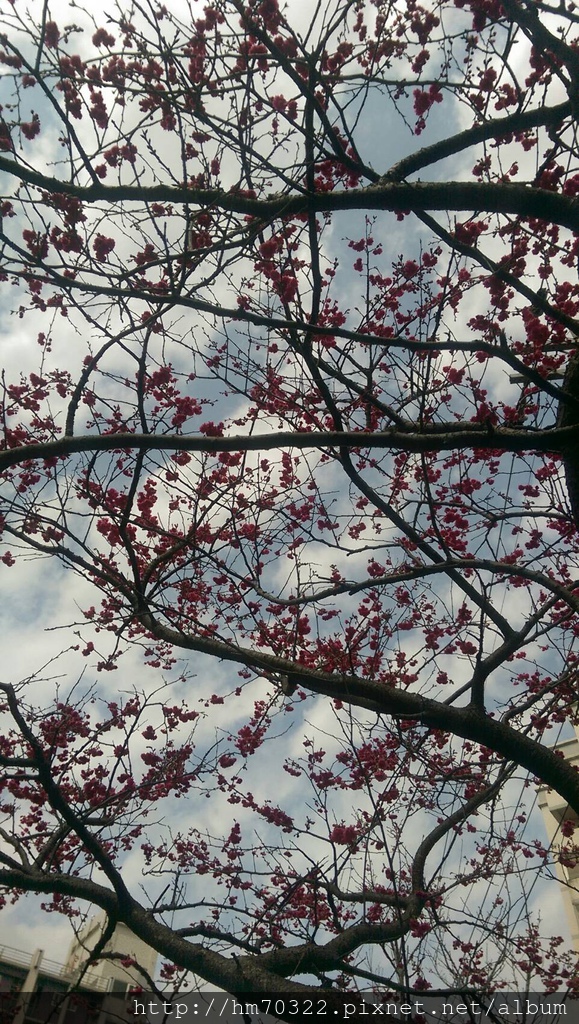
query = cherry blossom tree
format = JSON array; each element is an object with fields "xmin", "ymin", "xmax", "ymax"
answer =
[{"xmin": 1, "ymin": 0, "xmax": 579, "ymax": 1013}]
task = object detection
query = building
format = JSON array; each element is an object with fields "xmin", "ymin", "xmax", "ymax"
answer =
[
  {"xmin": 63, "ymin": 912, "xmax": 158, "ymax": 994},
  {"xmin": 537, "ymin": 721, "xmax": 579, "ymax": 951},
  {"xmin": 0, "ymin": 912, "xmax": 158, "ymax": 1024}
]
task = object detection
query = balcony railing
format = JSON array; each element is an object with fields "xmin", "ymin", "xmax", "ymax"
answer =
[{"xmin": 0, "ymin": 945, "xmax": 112, "ymax": 992}]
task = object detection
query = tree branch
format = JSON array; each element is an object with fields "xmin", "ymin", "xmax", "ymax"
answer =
[
  {"xmin": 0, "ymin": 423, "xmax": 576, "ymax": 475},
  {"xmin": 1, "ymin": 155, "xmax": 578, "ymax": 230}
]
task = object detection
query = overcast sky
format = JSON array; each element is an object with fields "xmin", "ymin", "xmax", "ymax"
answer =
[{"xmin": 0, "ymin": 0, "xmax": 576, "ymax": 986}]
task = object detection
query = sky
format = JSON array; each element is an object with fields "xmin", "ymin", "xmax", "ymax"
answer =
[{"xmin": 0, "ymin": 0, "xmax": 578, "ymax": 993}]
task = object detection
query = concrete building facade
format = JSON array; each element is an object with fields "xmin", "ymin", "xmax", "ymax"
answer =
[
  {"xmin": 537, "ymin": 721, "xmax": 579, "ymax": 951},
  {"xmin": 0, "ymin": 912, "xmax": 158, "ymax": 1024},
  {"xmin": 63, "ymin": 912, "xmax": 158, "ymax": 993}
]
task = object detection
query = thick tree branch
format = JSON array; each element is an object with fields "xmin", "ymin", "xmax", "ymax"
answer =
[
  {"xmin": 384, "ymin": 101, "xmax": 573, "ymax": 181},
  {"xmin": 137, "ymin": 610, "xmax": 579, "ymax": 817},
  {"xmin": 0, "ymin": 423, "xmax": 576, "ymax": 474},
  {"xmin": 1, "ymin": 155, "xmax": 578, "ymax": 230}
]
